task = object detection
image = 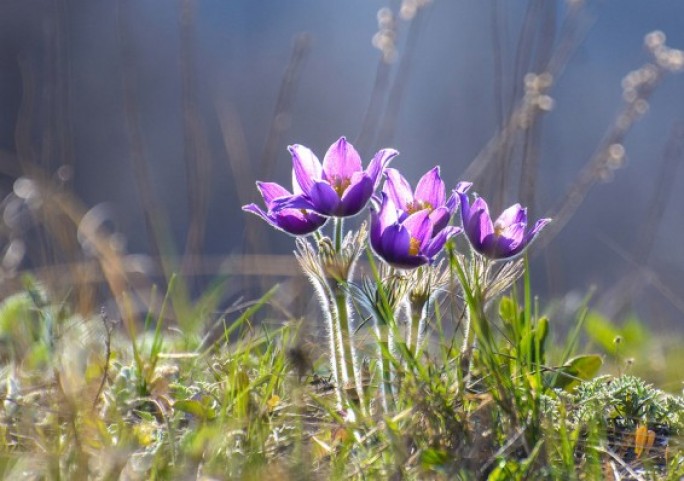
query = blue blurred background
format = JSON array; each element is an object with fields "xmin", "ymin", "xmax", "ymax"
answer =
[{"xmin": 0, "ymin": 0, "xmax": 682, "ymax": 327}]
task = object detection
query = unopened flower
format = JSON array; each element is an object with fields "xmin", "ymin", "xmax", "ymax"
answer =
[
  {"xmin": 272, "ymin": 137, "xmax": 398, "ymax": 217},
  {"xmin": 350, "ymin": 267, "xmax": 409, "ymax": 327},
  {"xmin": 383, "ymin": 166, "xmax": 471, "ymax": 234},
  {"xmin": 370, "ymin": 193, "xmax": 461, "ymax": 269},
  {"xmin": 407, "ymin": 260, "xmax": 451, "ymax": 309},
  {"xmin": 458, "ymin": 192, "xmax": 551, "ymax": 260},
  {"xmin": 318, "ymin": 224, "xmax": 367, "ymax": 284},
  {"xmin": 242, "ymin": 181, "xmax": 327, "ymax": 236}
]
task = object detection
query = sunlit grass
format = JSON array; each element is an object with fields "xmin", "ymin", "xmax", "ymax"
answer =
[
  {"xmin": 1, "ymin": 2, "xmax": 683, "ymax": 479},
  {"xmin": 0, "ymin": 252, "xmax": 682, "ymax": 480}
]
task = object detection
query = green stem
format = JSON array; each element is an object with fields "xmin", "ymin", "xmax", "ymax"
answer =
[
  {"xmin": 325, "ymin": 300, "xmax": 345, "ymax": 406},
  {"xmin": 334, "ymin": 217, "xmax": 343, "ymax": 252},
  {"xmin": 461, "ymin": 304, "xmax": 473, "ymax": 356},
  {"xmin": 378, "ymin": 334, "xmax": 394, "ymax": 413},
  {"xmin": 334, "ymin": 285, "xmax": 362, "ymax": 407},
  {"xmin": 409, "ymin": 305, "xmax": 422, "ymax": 355},
  {"xmin": 453, "ymin": 256, "xmax": 476, "ymax": 357}
]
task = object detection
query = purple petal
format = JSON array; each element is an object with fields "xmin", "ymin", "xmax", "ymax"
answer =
[
  {"xmin": 242, "ymin": 203, "xmax": 270, "ymax": 222},
  {"xmin": 429, "ymin": 206, "xmax": 451, "ymax": 234},
  {"xmin": 495, "ymin": 204, "xmax": 526, "ymax": 228},
  {"xmin": 386, "ymin": 254, "xmax": 429, "ymax": 269},
  {"xmin": 270, "ymin": 193, "xmax": 317, "ymax": 212},
  {"xmin": 455, "ymin": 181, "xmax": 473, "ymax": 194},
  {"xmin": 457, "ymin": 190, "xmax": 472, "ymax": 225},
  {"xmin": 444, "ymin": 192, "xmax": 458, "ymax": 214},
  {"xmin": 383, "ymin": 168, "xmax": 414, "ymax": 211},
  {"xmin": 402, "ymin": 209, "xmax": 432, "ymax": 250},
  {"xmin": 483, "ymin": 233, "xmax": 517, "ymax": 258},
  {"xmin": 291, "ymin": 169, "xmax": 304, "ymax": 195},
  {"xmin": 493, "ymin": 217, "xmax": 551, "ymax": 259},
  {"xmin": 424, "ymin": 226, "xmax": 462, "ymax": 258},
  {"xmin": 322, "ymin": 137, "xmax": 362, "ymax": 182},
  {"xmin": 289, "ymin": 144, "xmax": 322, "ymax": 195},
  {"xmin": 273, "ymin": 210, "xmax": 327, "ymax": 236},
  {"xmin": 378, "ymin": 192, "xmax": 399, "ymax": 226},
  {"xmin": 527, "ymin": 217, "xmax": 552, "ymax": 239},
  {"xmin": 256, "ymin": 181, "xmax": 291, "ymax": 207},
  {"xmin": 468, "ymin": 197, "xmax": 494, "ymax": 246},
  {"xmin": 502, "ymin": 222, "xmax": 526, "ymax": 248},
  {"xmin": 380, "ymin": 224, "xmax": 410, "ymax": 261},
  {"xmin": 308, "ymin": 181, "xmax": 342, "ymax": 216},
  {"xmin": 414, "ymin": 166, "xmax": 445, "ymax": 209},
  {"xmin": 370, "ymin": 203, "xmax": 383, "ymax": 254},
  {"xmin": 483, "ymin": 222, "xmax": 525, "ymax": 258},
  {"xmin": 366, "ymin": 148, "xmax": 399, "ymax": 188},
  {"xmin": 378, "ymin": 224, "xmax": 429, "ymax": 269},
  {"xmin": 242, "ymin": 203, "xmax": 325, "ymax": 236},
  {"xmin": 337, "ymin": 174, "xmax": 373, "ymax": 216}
]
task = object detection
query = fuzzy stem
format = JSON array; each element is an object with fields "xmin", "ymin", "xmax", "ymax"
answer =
[
  {"xmin": 310, "ymin": 279, "xmax": 344, "ymax": 405},
  {"xmin": 410, "ymin": 301, "xmax": 429, "ymax": 355},
  {"xmin": 330, "ymin": 295, "xmax": 349, "ymax": 384},
  {"xmin": 453, "ymin": 255, "xmax": 478, "ymax": 359},
  {"xmin": 460, "ymin": 303, "xmax": 472, "ymax": 357},
  {"xmin": 334, "ymin": 217, "xmax": 343, "ymax": 252},
  {"xmin": 416, "ymin": 310, "xmax": 428, "ymax": 354},
  {"xmin": 330, "ymin": 305, "xmax": 346, "ymax": 404},
  {"xmin": 376, "ymin": 325, "xmax": 394, "ymax": 413},
  {"xmin": 381, "ymin": 342, "xmax": 393, "ymax": 411},
  {"xmin": 333, "ymin": 285, "xmax": 363, "ymax": 408}
]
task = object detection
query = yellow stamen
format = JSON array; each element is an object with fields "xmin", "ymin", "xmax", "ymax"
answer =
[
  {"xmin": 406, "ymin": 200, "xmax": 433, "ymax": 215},
  {"xmin": 331, "ymin": 176, "xmax": 351, "ymax": 198},
  {"xmin": 408, "ymin": 237, "xmax": 421, "ymax": 256},
  {"xmin": 494, "ymin": 222, "xmax": 505, "ymax": 237}
]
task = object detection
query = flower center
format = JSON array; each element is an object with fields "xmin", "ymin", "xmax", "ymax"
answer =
[
  {"xmin": 493, "ymin": 222, "xmax": 505, "ymax": 237},
  {"xmin": 406, "ymin": 200, "xmax": 433, "ymax": 215},
  {"xmin": 408, "ymin": 237, "xmax": 421, "ymax": 256},
  {"xmin": 330, "ymin": 176, "xmax": 351, "ymax": 198}
]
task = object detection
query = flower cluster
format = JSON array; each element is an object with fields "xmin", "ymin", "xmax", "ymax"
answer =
[
  {"xmin": 243, "ymin": 136, "xmax": 550, "ymax": 265},
  {"xmin": 243, "ymin": 135, "xmax": 552, "ymax": 411}
]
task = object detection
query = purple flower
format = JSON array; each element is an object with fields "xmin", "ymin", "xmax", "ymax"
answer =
[
  {"xmin": 271, "ymin": 137, "xmax": 398, "ymax": 217},
  {"xmin": 242, "ymin": 181, "xmax": 327, "ymax": 236},
  {"xmin": 458, "ymin": 192, "xmax": 551, "ymax": 260},
  {"xmin": 383, "ymin": 166, "xmax": 472, "ymax": 234},
  {"xmin": 370, "ymin": 193, "xmax": 462, "ymax": 269}
]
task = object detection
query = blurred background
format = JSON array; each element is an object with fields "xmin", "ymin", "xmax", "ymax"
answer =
[{"xmin": 0, "ymin": 0, "xmax": 682, "ymax": 331}]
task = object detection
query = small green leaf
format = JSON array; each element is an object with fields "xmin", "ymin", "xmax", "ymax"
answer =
[
  {"xmin": 499, "ymin": 296, "xmax": 516, "ymax": 326},
  {"xmin": 175, "ymin": 399, "xmax": 216, "ymax": 420},
  {"xmin": 488, "ymin": 459, "xmax": 520, "ymax": 480},
  {"xmin": 547, "ymin": 354, "xmax": 603, "ymax": 391},
  {"xmin": 535, "ymin": 317, "xmax": 549, "ymax": 364},
  {"xmin": 135, "ymin": 410, "xmax": 156, "ymax": 422},
  {"xmin": 421, "ymin": 448, "xmax": 448, "ymax": 471}
]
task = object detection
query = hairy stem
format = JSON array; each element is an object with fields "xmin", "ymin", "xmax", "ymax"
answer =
[
  {"xmin": 326, "ymin": 300, "xmax": 345, "ymax": 405},
  {"xmin": 333, "ymin": 285, "xmax": 363, "ymax": 408},
  {"xmin": 334, "ymin": 217, "xmax": 343, "ymax": 252},
  {"xmin": 410, "ymin": 300, "xmax": 430, "ymax": 355},
  {"xmin": 376, "ymin": 329, "xmax": 394, "ymax": 413}
]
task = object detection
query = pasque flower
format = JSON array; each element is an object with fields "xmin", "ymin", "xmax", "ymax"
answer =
[
  {"xmin": 242, "ymin": 181, "xmax": 327, "ymax": 236},
  {"xmin": 383, "ymin": 166, "xmax": 472, "ymax": 234},
  {"xmin": 458, "ymin": 191, "xmax": 551, "ymax": 260},
  {"xmin": 370, "ymin": 193, "xmax": 462, "ymax": 269},
  {"xmin": 271, "ymin": 137, "xmax": 398, "ymax": 217}
]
